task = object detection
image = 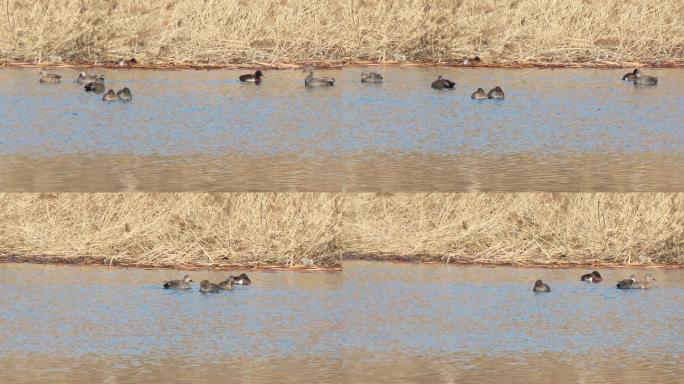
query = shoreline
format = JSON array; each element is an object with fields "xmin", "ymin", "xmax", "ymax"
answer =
[
  {"xmin": 0, "ymin": 254, "xmax": 342, "ymax": 272},
  {"xmin": 2, "ymin": 254, "xmax": 682, "ymax": 270},
  {"xmin": 3, "ymin": 60, "xmax": 684, "ymax": 71}
]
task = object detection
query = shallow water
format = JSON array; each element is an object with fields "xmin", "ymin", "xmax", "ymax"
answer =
[
  {"xmin": 2, "ymin": 262, "xmax": 683, "ymax": 383},
  {"xmin": 340, "ymin": 261, "xmax": 684, "ymax": 383},
  {"xmin": 0, "ymin": 264, "xmax": 342, "ymax": 383},
  {"xmin": 1, "ymin": 67, "xmax": 683, "ymax": 191}
]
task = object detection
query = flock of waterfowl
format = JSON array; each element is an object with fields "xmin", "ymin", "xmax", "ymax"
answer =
[
  {"xmin": 163, "ymin": 273, "xmax": 251, "ymax": 293},
  {"xmin": 37, "ymin": 64, "xmax": 659, "ymax": 102},
  {"xmin": 533, "ymin": 271, "xmax": 656, "ymax": 293},
  {"xmin": 39, "ymin": 69, "xmax": 132, "ymax": 102}
]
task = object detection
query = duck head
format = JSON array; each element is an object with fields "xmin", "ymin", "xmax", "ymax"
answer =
[
  {"xmin": 183, "ymin": 274, "xmax": 193, "ymax": 283},
  {"xmin": 255, "ymin": 70, "xmax": 264, "ymax": 78},
  {"xmin": 200, "ymin": 280, "xmax": 211, "ymax": 289},
  {"xmin": 534, "ymin": 279, "xmax": 544, "ymax": 287}
]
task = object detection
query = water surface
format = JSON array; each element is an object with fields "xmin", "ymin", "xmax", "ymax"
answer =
[
  {"xmin": 1, "ymin": 262, "xmax": 683, "ymax": 383},
  {"xmin": 1, "ymin": 67, "xmax": 682, "ymax": 191}
]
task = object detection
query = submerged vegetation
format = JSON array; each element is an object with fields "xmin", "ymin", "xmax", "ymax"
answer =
[
  {"xmin": 0, "ymin": 193, "xmax": 682, "ymax": 268},
  {"xmin": 1, "ymin": 0, "xmax": 682, "ymax": 66}
]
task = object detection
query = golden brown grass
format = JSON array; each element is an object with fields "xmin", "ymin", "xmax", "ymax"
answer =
[
  {"xmin": 1, "ymin": 0, "xmax": 682, "ymax": 66},
  {"xmin": 344, "ymin": 193, "xmax": 684, "ymax": 265},
  {"xmin": 0, "ymin": 193, "xmax": 343, "ymax": 268},
  {"xmin": 1, "ymin": 193, "xmax": 683, "ymax": 267}
]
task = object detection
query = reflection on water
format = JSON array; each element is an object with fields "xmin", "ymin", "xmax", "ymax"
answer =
[
  {"xmin": 340, "ymin": 261, "xmax": 684, "ymax": 383},
  {"xmin": 1, "ymin": 67, "xmax": 683, "ymax": 191},
  {"xmin": 1, "ymin": 262, "xmax": 683, "ymax": 383},
  {"xmin": 0, "ymin": 264, "xmax": 342, "ymax": 384}
]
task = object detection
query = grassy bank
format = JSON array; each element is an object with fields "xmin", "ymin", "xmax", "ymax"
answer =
[
  {"xmin": 1, "ymin": 193, "xmax": 682, "ymax": 268},
  {"xmin": 1, "ymin": 1, "xmax": 682, "ymax": 66}
]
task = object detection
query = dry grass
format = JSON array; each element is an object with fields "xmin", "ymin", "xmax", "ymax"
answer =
[
  {"xmin": 1, "ymin": 0, "xmax": 682, "ymax": 65},
  {"xmin": 0, "ymin": 193, "xmax": 343, "ymax": 267},
  {"xmin": 1, "ymin": 193, "xmax": 683, "ymax": 267},
  {"xmin": 343, "ymin": 193, "xmax": 684, "ymax": 264}
]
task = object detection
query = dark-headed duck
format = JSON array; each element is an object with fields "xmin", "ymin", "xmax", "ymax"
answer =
[
  {"xmin": 431, "ymin": 75, "xmax": 455, "ymax": 90},
  {"xmin": 533, "ymin": 279, "xmax": 551, "ymax": 293},
  {"xmin": 580, "ymin": 271, "xmax": 603, "ymax": 283},
  {"xmin": 487, "ymin": 86, "xmax": 505, "ymax": 99},
  {"xmin": 230, "ymin": 273, "xmax": 252, "ymax": 285},
  {"xmin": 239, "ymin": 70, "xmax": 264, "ymax": 83}
]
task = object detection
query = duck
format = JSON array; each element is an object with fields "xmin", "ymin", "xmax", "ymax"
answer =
[
  {"xmin": 218, "ymin": 278, "xmax": 234, "ymax": 290},
  {"xmin": 39, "ymin": 70, "xmax": 61, "ymax": 83},
  {"xmin": 163, "ymin": 274, "xmax": 193, "ymax": 289},
  {"xmin": 431, "ymin": 75, "xmax": 455, "ymax": 90},
  {"xmin": 117, "ymin": 87, "xmax": 132, "ymax": 101},
  {"xmin": 533, "ymin": 279, "xmax": 551, "ymax": 293},
  {"xmin": 461, "ymin": 56, "xmax": 482, "ymax": 65},
  {"xmin": 77, "ymin": 71, "xmax": 104, "ymax": 84},
  {"xmin": 304, "ymin": 66, "xmax": 335, "ymax": 87},
  {"xmin": 616, "ymin": 274, "xmax": 638, "ymax": 290},
  {"xmin": 118, "ymin": 57, "xmax": 137, "ymax": 67},
  {"xmin": 84, "ymin": 81, "xmax": 105, "ymax": 94},
  {"xmin": 102, "ymin": 89, "xmax": 118, "ymax": 101},
  {"xmin": 199, "ymin": 280, "xmax": 222, "ymax": 293},
  {"xmin": 471, "ymin": 88, "xmax": 487, "ymax": 99},
  {"xmin": 229, "ymin": 273, "xmax": 252, "ymax": 285},
  {"xmin": 580, "ymin": 271, "xmax": 603, "ymax": 283},
  {"xmin": 361, "ymin": 71, "xmax": 383, "ymax": 83},
  {"xmin": 487, "ymin": 86, "xmax": 505, "ymax": 99},
  {"xmin": 634, "ymin": 71, "xmax": 658, "ymax": 86},
  {"xmin": 239, "ymin": 70, "xmax": 264, "ymax": 83},
  {"xmin": 622, "ymin": 68, "xmax": 639, "ymax": 81}
]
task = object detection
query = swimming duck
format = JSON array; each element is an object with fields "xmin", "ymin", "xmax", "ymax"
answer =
[
  {"xmin": 621, "ymin": 68, "xmax": 639, "ymax": 81},
  {"xmin": 633, "ymin": 71, "xmax": 658, "ymax": 86},
  {"xmin": 304, "ymin": 66, "xmax": 335, "ymax": 87},
  {"xmin": 431, "ymin": 75, "xmax": 455, "ymax": 90},
  {"xmin": 616, "ymin": 274, "xmax": 638, "ymax": 289},
  {"xmin": 117, "ymin": 87, "xmax": 132, "ymax": 101},
  {"xmin": 239, "ymin": 70, "xmax": 264, "ymax": 83},
  {"xmin": 361, "ymin": 71, "xmax": 383, "ymax": 83},
  {"xmin": 163, "ymin": 274, "xmax": 193, "ymax": 289},
  {"xmin": 487, "ymin": 86, "xmax": 505, "ymax": 99},
  {"xmin": 580, "ymin": 271, "xmax": 603, "ymax": 283},
  {"xmin": 84, "ymin": 81, "xmax": 105, "ymax": 94},
  {"xmin": 102, "ymin": 89, "xmax": 118, "ymax": 101},
  {"xmin": 471, "ymin": 88, "xmax": 487, "ymax": 99},
  {"xmin": 77, "ymin": 71, "xmax": 104, "ymax": 84},
  {"xmin": 533, "ymin": 279, "xmax": 551, "ymax": 293},
  {"xmin": 199, "ymin": 280, "xmax": 222, "ymax": 293},
  {"xmin": 218, "ymin": 278, "xmax": 234, "ymax": 290},
  {"xmin": 229, "ymin": 273, "xmax": 252, "ymax": 285},
  {"xmin": 39, "ymin": 70, "xmax": 61, "ymax": 83}
]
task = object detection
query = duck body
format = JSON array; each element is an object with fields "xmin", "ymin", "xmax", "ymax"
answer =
[
  {"xmin": 617, "ymin": 275, "xmax": 639, "ymax": 290},
  {"xmin": 471, "ymin": 88, "xmax": 487, "ymax": 99},
  {"xmin": 634, "ymin": 73, "xmax": 658, "ymax": 86},
  {"xmin": 199, "ymin": 280, "xmax": 221, "ymax": 293},
  {"xmin": 117, "ymin": 87, "xmax": 132, "ymax": 101},
  {"xmin": 581, "ymin": 271, "xmax": 603, "ymax": 283},
  {"xmin": 239, "ymin": 70, "xmax": 263, "ymax": 83},
  {"xmin": 230, "ymin": 273, "xmax": 252, "ymax": 285},
  {"xmin": 163, "ymin": 274, "xmax": 193, "ymax": 289},
  {"xmin": 304, "ymin": 67, "xmax": 335, "ymax": 87},
  {"xmin": 431, "ymin": 76, "xmax": 455, "ymax": 90},
  {"xmin": 39, "ymin": 70, "xmax": 61, "ymax": 83},
  {"xmin": 361, "ymin": 71, "xmax": 383, "ymax": 83},
  {"xmin": 488, "ymin": 86, "xmax": 505, "ymax": 99},
  {"xmin": 85, "ymin": 82, "xmax": 105, "ymax": 94},
  {"xmin": 533, "ymin": 279, "xmax": 551, "ymax": 293},
  {"xmin": 102, "ymin": 89, "xmax": 118, "ymax": 101},
  {"xmin": 77, "ymin": 71, "xmax": 104, "ymax": 84}
]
